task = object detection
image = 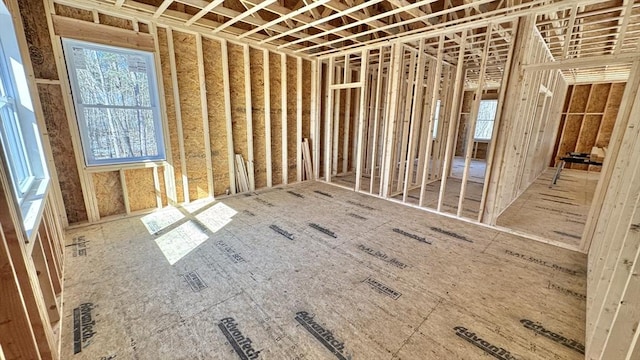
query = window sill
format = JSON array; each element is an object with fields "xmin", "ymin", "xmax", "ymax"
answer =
[
  {"xmin": 20, "ymin": 177, "xmax": 49, "ymax": 251},
  {"xmin": 84, "ymin": 160, "xmax": 168, "ymax": 173}
]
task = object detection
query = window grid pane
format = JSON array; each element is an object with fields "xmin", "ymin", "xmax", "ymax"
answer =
[
  {"xmin": 432, "ymin": 99, "xmax": 441, "ymax": 139},
  {"xmin": 474, "ymin": 100, "xmax": 498, "ymax": 140},
  {"xmin": 0, "ymin": 105, "xmax": 31, "ymax": 191}
]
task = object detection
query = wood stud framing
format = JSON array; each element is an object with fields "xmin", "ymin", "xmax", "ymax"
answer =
[
  {"xmin": 32, "ymin": 1, "xmax": 318, "ymax": 220},
  {"xmin": 6, "ymin": 0, "xmax": 640, "ymax": 358}
]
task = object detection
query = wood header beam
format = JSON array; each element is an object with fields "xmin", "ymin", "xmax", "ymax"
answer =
[{"xmin": 52, "ymin": 14, "xmax": 155, "ymax": 52}]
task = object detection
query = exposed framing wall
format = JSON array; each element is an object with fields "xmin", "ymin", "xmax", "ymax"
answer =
[
  {"xmin": 553, "ymin": 82, "xmax": 625, "ymax": 171},
  {"xmin": 483, "ymin": 17, "xmax": 568, "ymax": 224},
  {"xmin": 585, "ymin": 60, "xmax": 640, "ymax": 360},
  {"xmin": 21, "ymin": 0, "xmax": 315, "ymax": 225},
  {"xmin": 1, "ymin": 1, "xmax": 67, "ymax": 358},
  {"xmin": 317, "ymin": 19, "xmax": 529, "ymax": 224}
]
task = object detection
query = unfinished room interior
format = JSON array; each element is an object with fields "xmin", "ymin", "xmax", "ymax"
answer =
[{"xmin": 2, "ymin": 0, "xmax": 640, "ymax": 358}]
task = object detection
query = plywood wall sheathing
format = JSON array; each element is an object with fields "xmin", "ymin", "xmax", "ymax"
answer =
[
  {"xmin": 269, "ymin": 52, "xmax": 283, "ymax": 186},
  {"xmin": 587, "ymin": 84, "xmax": 610, "ymax": 113},
  {"xmin": 202, "ymin": 38, "xmax": 231, "ymax": 196},
  {"xmin": 554, "ymin": 82, "xmax": 626, "ymax": 170},
  {"xmin": 53, "ymin": 3, "xmax": 93, "ymax": 21},
  {"xmin": 228, "ymin": 43, "xmax": 249, "ymax": 192},
  {"xmin": 17, "ymin": 0, "xmax": 57, "ymax": 80},
  {"xmin": 38, "ymin": 84, "xmax": 87, "ymax": 223},
  {"xmin": 173, "ymin": 31, "xmax": 209, "ymax": 200},
  {"xmin": 249, "ymin": 47, "xmax": 267, "ymax": 190},
  {"xmin": 302, "ymin": 60, "xmax": 312, "ymax": 165},
  {"xmin": 569, "ymin": 85, "xmax": 591, "ymax": 113},
  {"xmin": 595, "ymin": 83, "xmax": 625, "ymax": 147},
  {"xmin": 92, "ymin": 171, "xmax": 126, "ymax": 217},
  {"xmin": 155, "ymin": 166, "xmax": 168, "ymax": 207},
  {"xmin": 124, "ymin": 168, "xmax": 157, "ymax": 212},
  {"xmin": 97, "ymin": 13, "xmax": 133, "ymax": 30},
  {"xmin": 576, "ymin": 115, "xmax": 602, "ymax": 153},
  {"xmin": 286, "ymin": 56, "xmax": 297, "ymax": 184},
  {"xmin": 157, "ymin": 28, "xmax": 185, "ymax": 204}
]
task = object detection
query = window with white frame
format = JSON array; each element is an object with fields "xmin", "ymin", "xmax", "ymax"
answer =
[
  {"xmin": 62, "ymin": 39, "xmax": 165, "ymax": 166},
  {"xmin": 0, "ymin": 44, "xmax": 33, "ymax": 198},
  {"xmin": 0, "ymin": 2, "xmax": 49, "ymax": 239},
  {"xmin": 474, "ymin": 100, "xmax": 498, "ymax": 140},
  {"xmin": 432, "ymin": 99, "xmax": 441, "ymax": 139}
]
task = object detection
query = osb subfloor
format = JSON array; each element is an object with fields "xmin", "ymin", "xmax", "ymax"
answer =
[
  {"xmin": 62, "ymin": 181, "xmax": 586, "ymax": 360},
  {"xmin": 497, "ymin": 168, "xmax": 599, "ymax": 247},
  {"xmin": 450, "ymin": 157, "xmax": 486, "ymax": 183},
  {"xmin": 331, "ymin": 171, "xmax": 483, "ymax": 220}
]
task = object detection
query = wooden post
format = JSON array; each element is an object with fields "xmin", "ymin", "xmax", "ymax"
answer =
[
  {"xmin": 297, "ymin": 57, "xmax": 303, "ymax": 182},
  {"xmin": 166, "ymin": 27, "xmax": 190, "ymax": 203},
  {"xmin": 437, "ymin": 30, "xmax": 467, "ymax": 212},
  {"xmin": 324, "ymin": 57, "xmax": 335, "ymax": 182},
  {"xmin": 342, "ymin": 73, "xmax": 352, "ymax": 175},
  {"xmin": 397, "ymin": 49, "xmax": 418, "ymax": 195},
  {"xmin": 351, "ymin": 71, "xmax": 360, "ymax": 177},
  {"xmin": 457, "ymin": 25, "xmax": 493, "ymax": 217},
  {"xmin": 432, "ymin": 64, "xmax": 454, "ymax": 180},
  {"xmin": 418, "ymin": 35, "xmax": 445, "ymax": 207},
  {"xmin": 196, "ymin": 34, "xmax": 214, "ymax": 197},
  {"xmin": 354, "ymin": 50, "xmax": 369, "ymax": 191},
  {"xmin": 332, "ymin": 65, "xmax": 343, "ymax": 176},
  {"xmin": 150, "ymin": 23, "xmax": 177, "ymax": 205},
  {"xmin": 369, "ymin": 47, "xmax": 385, "ymax": 194},
  {"xmin": 311, "ymin": 60, "xmax": 320, "ymax": 179},
  {"xmin": 243, "ymin": 44, "xmax": 255, "ymax": 191},
  {"xmin": 381, "ymin": 44, "xmax": 403, "ymax": 198},
  {"xmin": 263, "ymin": 49, "xmax": 273, "ymax": 187},
  {"xmin": 477, "ymin": 18, "xmax": 519, "ymax": 222},
  {"xmin": 281, "ymin": 53, "xmax": 288, "ymax": 184},
  {"xmin": 402, "ymin": 39, "xmax": 426, "ymax": 202},
  {"xmin": 482, "ymin": 16, "xmax": 534, "ymax": 224},
  {"xmin": 221, "ymin": 40, "xmax": 236, "ymax": 194}
]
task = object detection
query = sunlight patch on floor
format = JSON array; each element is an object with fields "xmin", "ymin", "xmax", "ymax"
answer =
[{"xmin": 154, "ymin": 221, "xmax": 209, "ymax": 265}]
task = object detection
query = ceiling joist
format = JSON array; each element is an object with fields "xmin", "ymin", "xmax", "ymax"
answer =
[{"xmin": 56, "ymin": 0, "xmax": 640, "ymax": 83}]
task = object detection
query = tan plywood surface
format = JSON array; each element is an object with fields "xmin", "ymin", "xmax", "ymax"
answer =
[
  {"xmin": 157, "ymin": 28, "xmax": 184, "ymax": 203},
  {"xmin": 269, "ymin": 52, "xmax": 283, "ymax": 185},
  {"xmin": 93, "ymin": 172, "xmax": 125, "ymax": 217},
  {"xmin": 61, "ymin": 181, "xmax": 586, "ymax": 360},
  {"xmin": 596, "ymin": 82, "xmax": 625, "ymax": 147},
  {"xmin": 97, "ymin": 13, "xmax": 133, "ymax": 30},
  {"xmin": 249, "ymin": 47, "xmax": 267, "ymax": 190},
  {"xmin": 228, "ymin": 43, "xmax": 248, "ymax": 165},
  {"xmin": 17, "ymin": 0, "xmax": 58, "ymax": 80},
  {"xmin": 124, "ymin": 168, "xmax": 156, "ymax": 212},
  {"xmin": 53, "ymin": 3, "xmax": 93, "ymax": 22},
  {"xmin": 287, "ymin": 56, "xmax": 297, "ymax": 183},
  {"xmin": 38, "ymin": 84, "xmax": 87, "ymax": 223},
  {"xmin": 302, "ymin": 60, "xmax": 312, "ymax": 143},
  {"xmin": 173, "ymin": 31, "xmax": 209, "ymax": 200},
  {"xmin": 202, "ymin": 38, "xmax": 231, "ymax": 196}
]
